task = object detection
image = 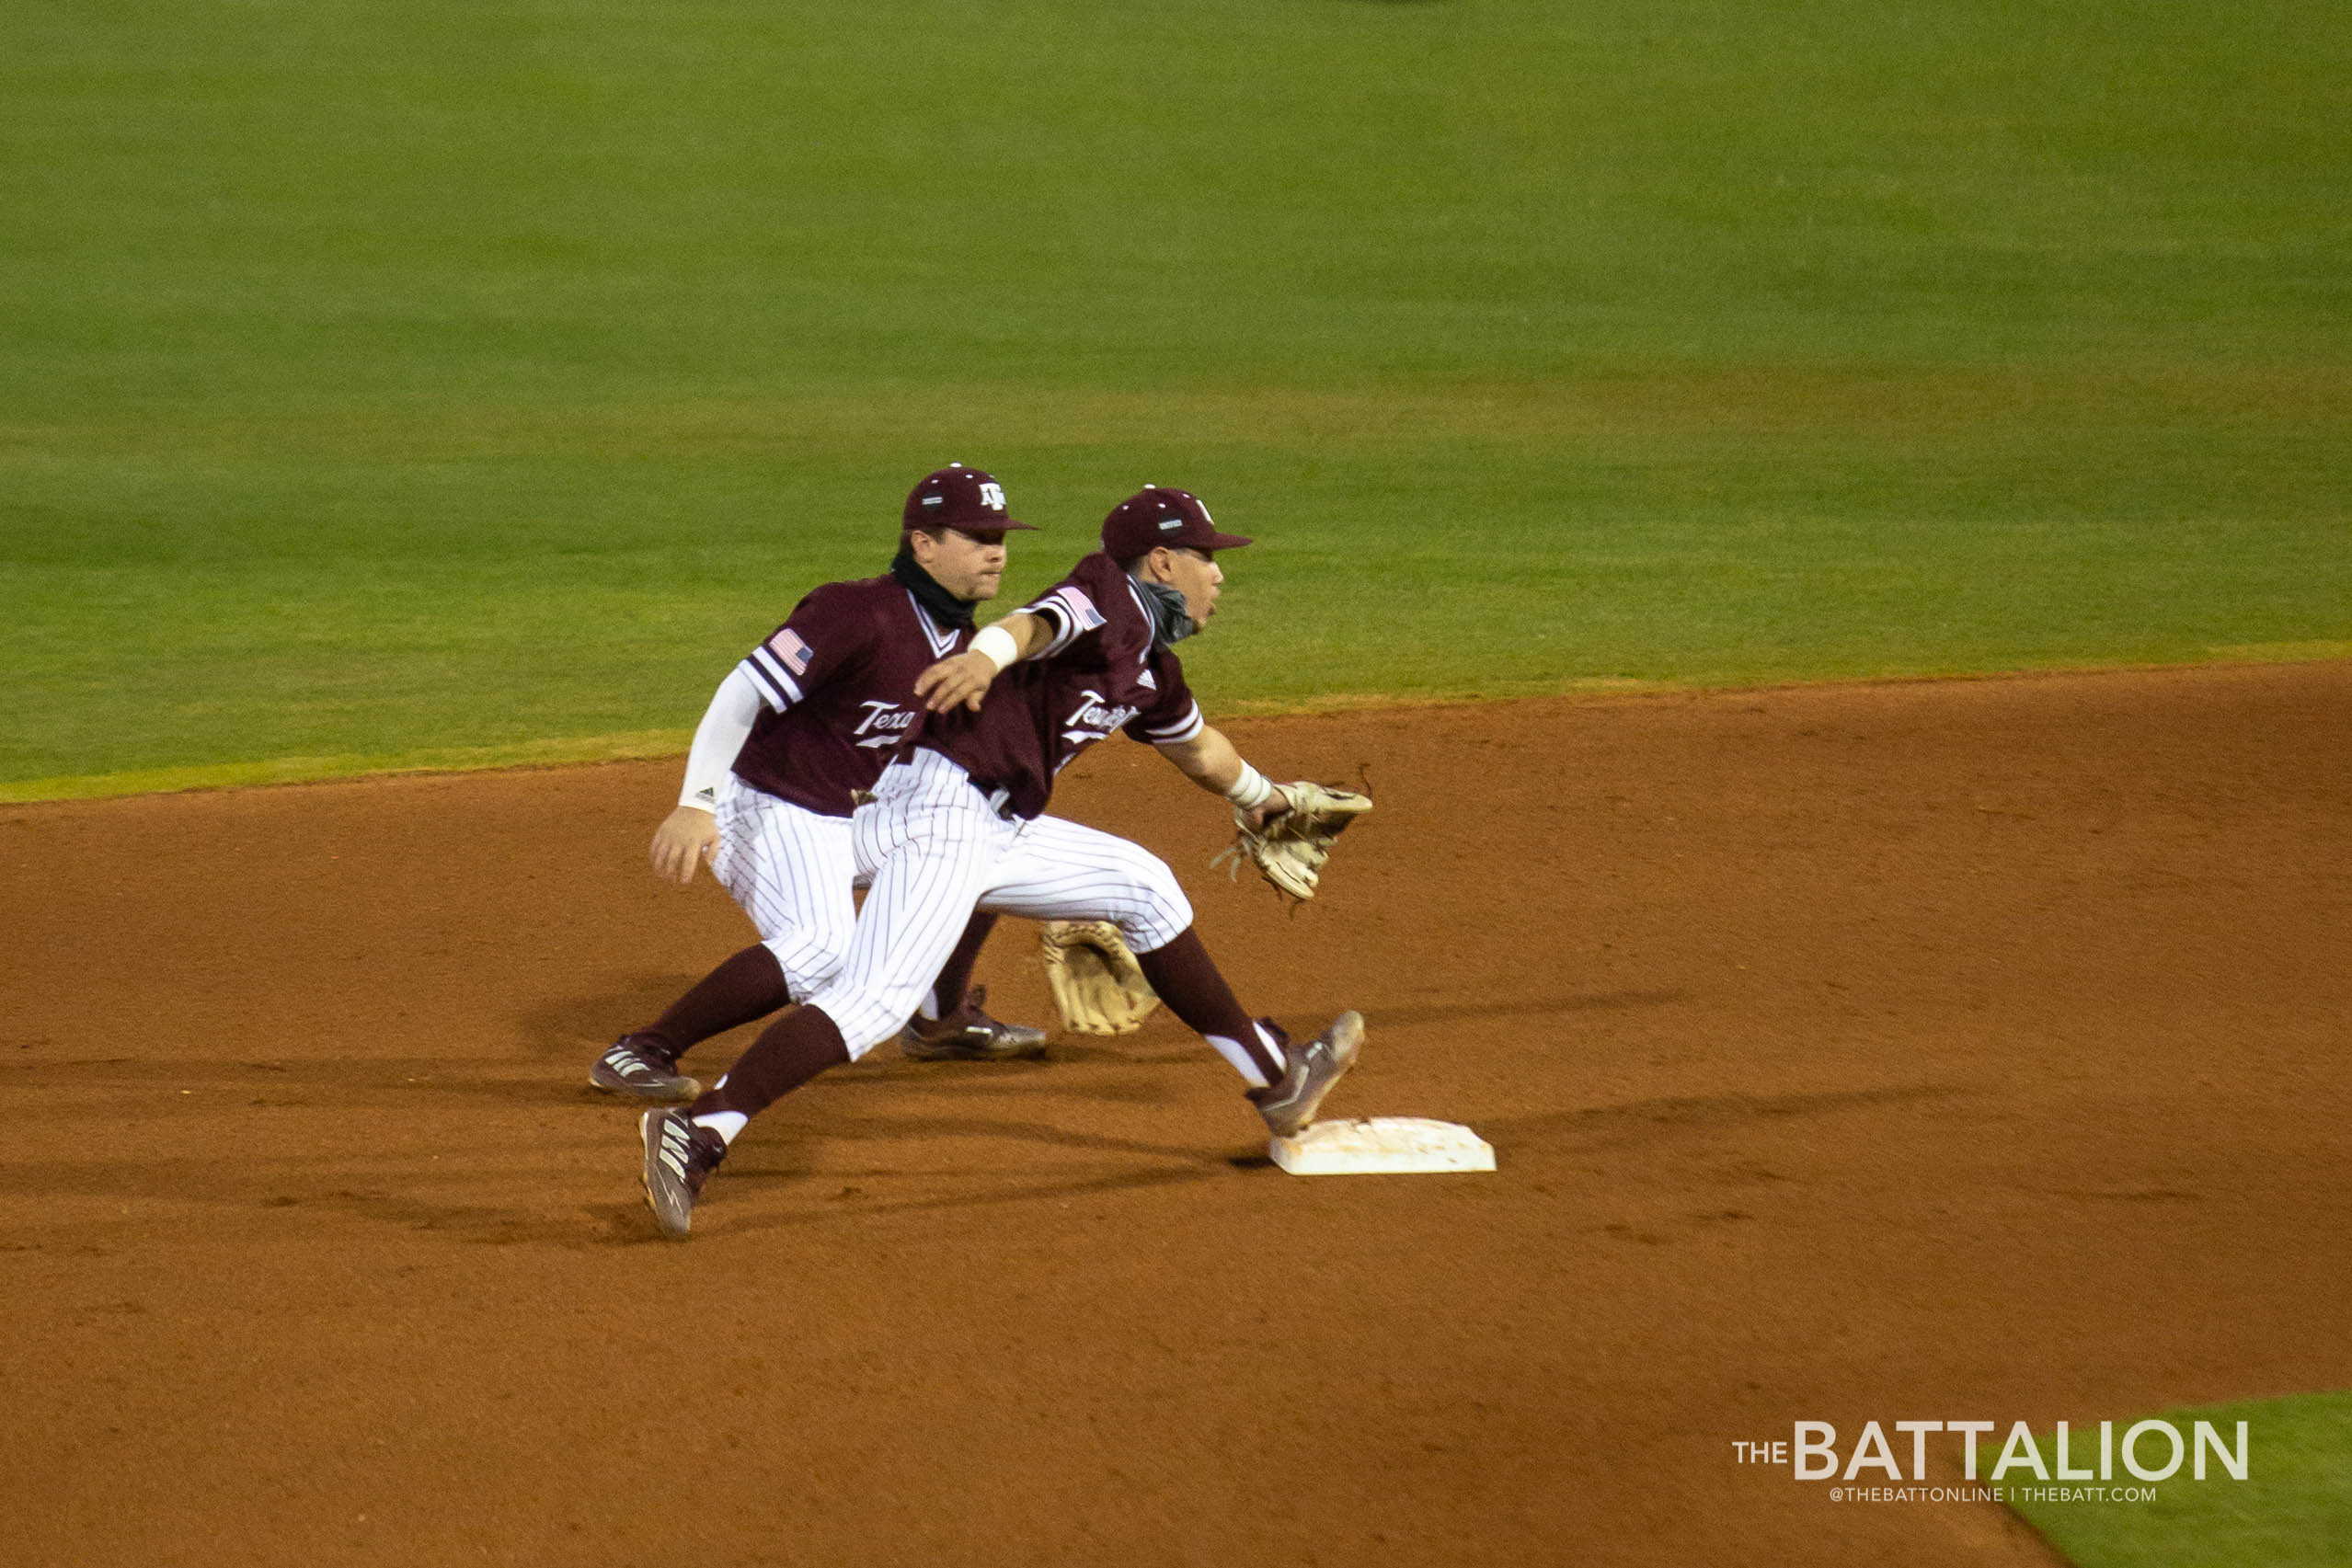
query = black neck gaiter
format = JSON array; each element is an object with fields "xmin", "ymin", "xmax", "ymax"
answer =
[{"xmin": 890, "ymin": 544, "xmax": 979, "ymax": 631}]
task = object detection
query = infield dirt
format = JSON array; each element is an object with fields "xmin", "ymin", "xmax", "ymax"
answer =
[{"xmin": 5, "ymin": 662, "xmax": 2346, "ymax": 1567}]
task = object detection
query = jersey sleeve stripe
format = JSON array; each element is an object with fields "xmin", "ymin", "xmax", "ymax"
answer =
[
  {"xmin": 1141, "ymin": 702, "xmax": 1205, "ymax": 744},
  {"xmin": 1027, "ymin": 600, "xmax": 1075, "ymax": 656},
  {"xmin": 741, "ymin": 649, "xmax": 804, "ymax": 711}
]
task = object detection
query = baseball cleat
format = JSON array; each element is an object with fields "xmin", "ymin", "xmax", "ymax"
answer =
[
  {"xmin": 591, "ymin": 1034, "xmax": 702, "ymax": 1103},
  {"xmin": 1253, "ymin": 1010, "xmax": 1364, "ymax": 1139},
  {"xmin": 639, "ymin": 1109, "xmax": 726, "ymax": 1241},
  {"xmin": 900, "ymin": 986, "xmax": 1049, "ymax": 1062}
]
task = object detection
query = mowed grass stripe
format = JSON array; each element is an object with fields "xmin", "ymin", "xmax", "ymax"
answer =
[
  {"xmin": 8, "ymin": 377, "xmax": 2344, "ymax": 785},
  {"xmin": 15, "ymin": 645, "xmax": 2352, "ymax": 807},
  {"xmin": 0, "ymin": 732, "xmax": 690, "ymax": 806}
]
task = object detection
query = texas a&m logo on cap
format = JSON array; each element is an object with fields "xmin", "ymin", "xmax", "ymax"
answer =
[{"xmin": 902, "ymin": 464, "xmax": 1036, "ymax": 532}]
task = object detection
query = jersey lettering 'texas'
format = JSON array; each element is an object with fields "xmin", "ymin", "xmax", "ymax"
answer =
[
  {"xmin": 919, "ymin": 551, "xmax": 1204, "ymax": 820},
  {"xmin": 732, "ymin": 576, "xmax": 970, "ymax": 818},
  {"xmin": 1063, "ymin": 690, "xmax": 1142, "ymax": 748}
]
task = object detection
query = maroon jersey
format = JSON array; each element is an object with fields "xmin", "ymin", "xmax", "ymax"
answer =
[
  {"xmin": 920, "ymin": 551, "xmax": 1204, "ymax": 819},
  {"xmin": 734, "ymin": 576, "xmax": 971, "ymax": 816}
]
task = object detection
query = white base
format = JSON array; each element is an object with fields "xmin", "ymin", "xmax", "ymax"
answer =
[{"xmin": 1269, "ymin": 1117, "xmax": 1495, "ymax": 1175}]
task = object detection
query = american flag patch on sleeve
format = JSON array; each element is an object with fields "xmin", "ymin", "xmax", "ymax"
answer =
[
  {"xmin": 1027, "ymin": 586, "xmax": 1106, "ymax": 656},
  {"xmin": 766, "ymin": 627, "xmax": 812, "ymax": 675}
]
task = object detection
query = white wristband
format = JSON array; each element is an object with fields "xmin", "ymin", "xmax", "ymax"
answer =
[
  {"xmin": 969, "ymin": 624, "xmax": 1020, "ymax": 673},
  {"xmin": 1223, "ymin": 762, "xmax": 1275, "ymax": 811}
]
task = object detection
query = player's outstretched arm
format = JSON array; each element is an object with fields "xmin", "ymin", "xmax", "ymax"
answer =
[
  {"xmin": 914, "ymin": 610, "xmax": 1050, "ymax": 714},
  {"xmin": 654, "ymin": 666, "xmax": 761, "ymax": 885},
  {"xmin": 1153, "ymin": 727, "xmax": 1292, "ymax": 826}
]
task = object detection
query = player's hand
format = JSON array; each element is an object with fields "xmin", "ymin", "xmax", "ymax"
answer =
[
  {"xmin": 914, "ymin": 649, "xmax": 999, "ymax": 714},
  {"xmin": 649, "ymin": 806, "xmax": 721, "ymax": 886},
  {"xmin": 1240, "ymin": 786, "xmax": 1293, "ymax": 831}
]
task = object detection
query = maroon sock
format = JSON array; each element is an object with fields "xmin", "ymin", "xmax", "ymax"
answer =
[
  {"xmin": 690, "ymin": 1005, "xmax": 850, "ymax": 1122},
  {"xmin": 1133, "ymin": 928, "xmax": 1283, "ymax": 1081},
  {"xmin": 638, "ymin": 944, "xmax": 791, "ymax": 1061},
  {"xmin": 924, "ymin": 911, "xmax": 999, "ymax": 1019}
]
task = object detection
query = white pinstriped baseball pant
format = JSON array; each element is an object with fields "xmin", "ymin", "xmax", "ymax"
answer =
[
  {"xmin": 808, "ymin": 747, "xmax": 1195, "ymax": 1055},
  {"xmin": 708, "ymin": 778, "xmax": 860, "ymax": 1002}
]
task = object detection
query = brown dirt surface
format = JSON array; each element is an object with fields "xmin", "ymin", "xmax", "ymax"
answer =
[{"xmin": 4, "ymin": 661, "xmax": 2347, "ymax": 1567}]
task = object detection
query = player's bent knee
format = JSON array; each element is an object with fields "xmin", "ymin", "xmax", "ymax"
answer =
[
  {"xmin": 1116, "ymin": 858, "xmax": 1192, "ymax": 953},
  {"xmin": 761, "ymin": 935, "xmax": 845, "ymax": 1003}
]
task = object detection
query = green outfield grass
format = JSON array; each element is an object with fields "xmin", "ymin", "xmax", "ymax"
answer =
[
  {"xmin": 4, "ymin": 0, "xmax": 2347, "ymax": 796},
  {"xmin": 2013, "ymin": 1392, "xmax": 2352, "ymax": 1568}
]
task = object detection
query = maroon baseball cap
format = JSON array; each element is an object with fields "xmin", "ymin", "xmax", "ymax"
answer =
[
  {"xmin": 902, "ymin": 464, "xmax": 1036, "ymax": 532},
  {"xmin": 1099, "ymin": 486, "xmax": 1252, "ymax": 560}
]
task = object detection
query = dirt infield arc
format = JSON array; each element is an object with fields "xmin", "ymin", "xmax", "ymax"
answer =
[{"xmin": 4, "ymin": 662, "xmax": 2346, "ymax": 1567}]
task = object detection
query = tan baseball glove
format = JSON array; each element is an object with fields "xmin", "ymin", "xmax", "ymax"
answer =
[
  {"xmin": 1038, "ymin": 920, "xmax": 1160, "ymax": 1036},
  {"xmin": 1217, "ymin": 781, "xmax": 1373, "ymax": 902}
]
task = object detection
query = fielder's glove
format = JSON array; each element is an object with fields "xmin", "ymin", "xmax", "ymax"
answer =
[
  {"xmin": 1216, "ymin": 781, "xmax": 1373, "ymax": 902},
  {"xmin": 1038, "ymin": 920, "xmax": 1160, "ymax": 1036}
]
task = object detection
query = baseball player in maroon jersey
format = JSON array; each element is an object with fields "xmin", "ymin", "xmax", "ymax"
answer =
[
  {"xmin": 637, "ymin": 485, "xmax": 1362, "ymax": 1238},
  {"xmin": 589, "ymin": 464, "xmax": 1049, "ymax": 1104}
]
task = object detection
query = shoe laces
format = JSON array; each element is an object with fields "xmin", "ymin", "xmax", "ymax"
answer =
[
  {"xmin": 655, "ymin": 1115, "xmax": 723, "ymax": 1189},
  {"xmin": 619, "ymin": 1033, "xmax": 680, "ymax": 1071}
]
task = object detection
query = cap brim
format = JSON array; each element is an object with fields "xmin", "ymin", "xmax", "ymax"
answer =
[{"xmin": 1203, "ymin": 530, "xmax": 1253, "ymax": 550}]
